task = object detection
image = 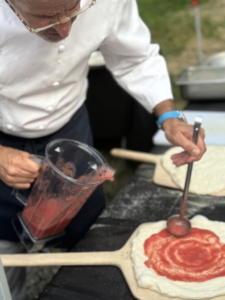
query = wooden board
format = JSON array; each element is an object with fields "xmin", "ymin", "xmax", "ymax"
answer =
[
  {"xmin": 1, "ymin": 223, "xmax": 225, "ymax": 300},
  {"xmin": 110, "ymin": 148, "xmax": 225, "ymax": 197}
]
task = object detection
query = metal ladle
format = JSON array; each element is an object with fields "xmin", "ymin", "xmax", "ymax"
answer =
[{"xmin": 167, "ymin": 117, "xmax": 202, "ymax": 237}]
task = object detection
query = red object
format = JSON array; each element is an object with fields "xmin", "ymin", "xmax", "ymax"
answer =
[
  {"xmin": 22, "ymin": 190, "xmax": 94, "ymax": 239},
  {"xmin": 22, "ymin": 197, "xmax": 79, "ymax": 239},
  {"xmin": 144, "ymin": 228, "xmax": 225, "ymax": 282},
  {"xmin": 192, "ymin": 0, "xmax": 199, "ymax": 7},
  {"xmin": 21, "ymin": 166, "xmax": 114, "ymax": 240}
]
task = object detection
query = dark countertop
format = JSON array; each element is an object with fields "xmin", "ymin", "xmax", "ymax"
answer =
[{"xmin": 36, "ymin": 162, "xmax": 225, "ymax": 300}]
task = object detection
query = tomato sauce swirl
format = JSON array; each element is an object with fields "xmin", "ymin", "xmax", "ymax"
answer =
[{"xmin": 144, "ymin": 228, "xmax": 225, "ymax": 282}]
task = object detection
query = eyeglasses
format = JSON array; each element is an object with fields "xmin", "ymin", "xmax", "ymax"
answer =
[{"xmin": 5, "ymin": 0, "xmax": 96, "ymax": 33}]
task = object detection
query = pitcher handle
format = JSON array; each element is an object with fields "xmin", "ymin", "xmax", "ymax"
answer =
[{"xmin": 12, "ymin": 155, "xmax": 45, "ymax": 206}]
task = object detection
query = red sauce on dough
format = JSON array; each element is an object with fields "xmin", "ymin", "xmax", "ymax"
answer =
[{"xmin": 144, "ymin": 228, "xmax": 225, "ymax": 282}]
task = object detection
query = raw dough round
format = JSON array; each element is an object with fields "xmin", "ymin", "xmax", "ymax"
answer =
[
  {"xmin": 162, "ymin": 145, "xmax": 225, "ymax": 195},
  {"xmin": 131, "ymin": 215, "xmax": 225, "ymax": 299}
]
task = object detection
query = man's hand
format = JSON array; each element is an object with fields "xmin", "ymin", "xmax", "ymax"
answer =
[
  {"xmin": 154, "ymin": 100, "xmax": 206, "ymax": 166},
  {"xmin": 162, "ymin": 118, "xmax": 206, "ymax": 166},
  {"xmin": 0, "ymin": 146, "xmax": 40, "ymax": 189}
]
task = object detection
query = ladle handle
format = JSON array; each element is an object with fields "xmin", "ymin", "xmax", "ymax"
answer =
[{"xmin": 180, "ymin": 117, "xmax": 202, "ymax": 217}]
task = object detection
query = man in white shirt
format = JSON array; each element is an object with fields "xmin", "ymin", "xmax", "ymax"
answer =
[{"xmin": 0, "ymin": 0, "xmax": 206, "ymax": 299}]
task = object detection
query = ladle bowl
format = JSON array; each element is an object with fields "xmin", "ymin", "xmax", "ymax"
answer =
[{"xmin": 167, "ymin": 214, "xmax": 191, "ymax": 237}]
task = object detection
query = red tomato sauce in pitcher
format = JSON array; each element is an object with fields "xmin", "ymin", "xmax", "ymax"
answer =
[
  {"xmin": 22, "ymin": 166, "xmax": 114, "ymax": 240},
  {"xmin": 22, "ymin": 191, "xmax": 92, "ymax": 239}
]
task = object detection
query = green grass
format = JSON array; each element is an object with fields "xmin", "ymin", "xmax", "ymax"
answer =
[
  {"xmin": 171, "ymin": 75, "xmax": 188, "ymax": 110},
  {"xmin": 137, "ymin": 0, "xmax": 217, "ymax": 58}
]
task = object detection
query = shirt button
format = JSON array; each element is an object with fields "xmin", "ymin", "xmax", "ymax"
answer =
[
  {"xmin": 58, "ymin": 45, "xmax": 65, "ymax": 53},
  {"xmin": 53, "ymin": 82, "xmax": 59, "ymax": 86},
  {"xmin": 6, "ymin": 124, "xmax": 13, "ymax": 130}
]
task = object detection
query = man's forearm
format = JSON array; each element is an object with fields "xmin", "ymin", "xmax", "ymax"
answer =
[
  {"xmin": 153, "ymin": 99, "xmax": 186, "ymax": 131},
  {"xmin": 153, "ymin": 99, "xmax": 177, "ymax": 117}
]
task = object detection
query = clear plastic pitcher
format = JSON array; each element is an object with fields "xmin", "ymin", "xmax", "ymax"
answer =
[{"xmin": 13, "ymin": 139, "xmax": 115, "ymax": 250}]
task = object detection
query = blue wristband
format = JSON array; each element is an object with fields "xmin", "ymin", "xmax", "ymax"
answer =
[{"xmin": 157, "ymin": 110, "xmax": 185, "ymax": 129}]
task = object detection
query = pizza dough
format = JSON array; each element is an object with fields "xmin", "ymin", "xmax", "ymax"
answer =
[
  {"xmin": 131, "ymin": 215, "xmax": 225, "ymax": 299},
  {"xmin": 162, "ymin": 145, "xmax": 225, "ymax": 195}
]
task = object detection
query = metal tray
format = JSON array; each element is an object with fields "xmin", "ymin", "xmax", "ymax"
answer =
[{"xmin": 175, "ymin": 65, "xmax": 225, "ymax": 101}]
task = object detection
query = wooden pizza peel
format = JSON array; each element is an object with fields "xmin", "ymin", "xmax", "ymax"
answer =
[
  {"xmin": 1, "ymin": 223, "xmax": 225, "ymax": 300},
  {"xmin": 110, "ymin": 148, "xmax": 225, "ymax": 197}
]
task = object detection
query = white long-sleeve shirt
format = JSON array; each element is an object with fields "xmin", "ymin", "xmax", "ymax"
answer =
[{"xmin": 0, "ymin": 0, "xmax": 173, "ymax": 138}]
